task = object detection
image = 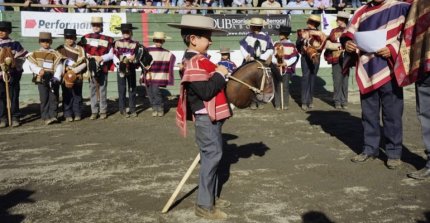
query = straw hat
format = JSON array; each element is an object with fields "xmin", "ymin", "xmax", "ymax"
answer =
[
  {"xmin": 218, "ymin": 47, "xmax": 233, "ymax": 54},
  {"xmin": 307, "ymin": 15, "xmax": 321, "ymax": 23},
  {"xmin": 167, "ymin": 15, "xmax": 226, "ymax": 33},
  {"xmin": 337, "ymin": 11, "xmax": 351, "ymax": 19},
  {"xmin": 91, "ymin": 16, "xmax": 103, "ymax": 24},
  {"xmin": 246, "ymin": 17, "xmax": 268, "ymax": 26},
  {"xmin": 39, "ymin": 32, "xmax": 53, "ymax": 40},
  {"xmin": 148, "ymin": 31, "xmax": 172, "ymax": 40}
]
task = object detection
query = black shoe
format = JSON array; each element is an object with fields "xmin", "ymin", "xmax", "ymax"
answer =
[
  {"xmin": 351, "ymin": 153, "xmax": 376, "ymax": 163},
  {"xmin": 407, "ymin": 167, "xmax": 430, "ymax": 180}
]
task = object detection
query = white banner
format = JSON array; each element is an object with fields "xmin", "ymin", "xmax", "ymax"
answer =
[{"xmin": 21, "ymin": 12, "xmax": 127, "ymax": 37}]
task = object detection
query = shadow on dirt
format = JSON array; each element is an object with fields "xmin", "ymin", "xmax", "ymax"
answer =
[
  {"xmin": 306, "ymin": 110, "xmax": 427, "ymax": 169},
  {"xmin": 416, "ymin": 211, "xmax": 430, "ymax": 223},
  {"xmin": 302, "ymin": 210, "xmax": 335, "ymax": 223},
  {"xmin": 0, "ymin": 189, "xmax": 35, "ymax": 223},
  {"xmin": 217, "ymin": 133, "xmax": 270, "ymax": 197}
]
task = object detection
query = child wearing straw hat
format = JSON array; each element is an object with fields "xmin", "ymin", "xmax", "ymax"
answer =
[
  {"xmin": 324, "ymin": 11, "xmax": 350, "ymax": 110},
  {"xmin": 145, "ymin": 31, "xmax": 176, "ymax": 117},
  {"xmin": 56, "ymin": 28, "xmax": 87, "ymax": 122},
  {"xmin": 296, "ymin": 14, "xmax": 326, "ymax": 111},
  {"xmin": 170, "ymin": 15, "xmax": 231, "ymax": 220},
  {"xmin": 27, "ymin": 32, "xmax": 63, "ymax": 125},
  {"xmin": 0, "ymin": 21, "xmax": 28, "ymax": 128},
  {"xmin": 113, "ymin": 23, "xmax": 140, "ymax": 118},
  {"xmin": 217, "ymin": 48, "xmax": 237, "ymax": 73},
  {"xmin": 79, "ymin": 16, "xmax": 114, "ymax": 120}
]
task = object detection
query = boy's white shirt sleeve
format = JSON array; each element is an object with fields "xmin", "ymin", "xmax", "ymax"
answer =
[
  {"xmin": 113, "ymin": 54, "xmax": 120, "ymax": 67},
  {"xmin": 71, "ymin": 62, "xmax": 87, "ymax": 74},
  {"xmin": 240, "ymin": 45, "xmax": 250, "ymax": 59},
  {"xmin": 27, "ymin": 55, "xmax": 43, "ymax": 75},
  {"xmin": 285, "ymin": 55, "xmax": 299, "ymax": 67},
  {"xmin": 54, "ymin": 63, "xmax": 63, "ymax": 81},
  {"xmin": 259, "ymin": 49, "xmax": 273, "ymax": 61},
  {"xmin": 101, "ymin": 48, "xmax": 114, "ymax": 62}
]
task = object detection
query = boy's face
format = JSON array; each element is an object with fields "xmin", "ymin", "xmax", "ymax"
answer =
[
  {"xmin": 190, "ymin": 31, "xmax": 212, "ymax": 54},
  {"xmin": 154, "ymin": 39, "xmax": 165, "ymax": 47},
  {"xmin": 92, "ymin": 23, "xmax": 102, "ymax": 33},
  {"xmin": 122, "ymin": 30, "xmax": 131, "ymax": 39},
  {"xmin": 64, "ymin": 36, "xmax": 76, "ymax": 47},
  {"xmin": 336, "ymin": 18, "xmax": 347, "ymax": 27},
  {"xmin": 250, "ymin": 26, "xmax": 262, "ymax": 33},
  {"xmin": 0, "ymin": 30, "xmax": 9, "ymax": 39},
  {"xmin": 279, "ymin": 34, "xmax": 287, "ymax": 40},
  {"xmin": 39, "ymin": 39, "xmax": 52, "ymax": 49},
  {"xmin": 221, "ymin": 54, "xmax": 229, "ymax": 60}
]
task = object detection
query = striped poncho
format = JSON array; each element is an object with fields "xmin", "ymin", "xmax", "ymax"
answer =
[
  {"xmin": 146, "ymin": 46, "xmax": 176, "ymax": 86},
  {"xmin": 394, "ymin": 0, "xmax": 430, "ymax": 86},
  {"xmin": 341, "ymin": 0, "xmax": 410, "ymax": 94}
]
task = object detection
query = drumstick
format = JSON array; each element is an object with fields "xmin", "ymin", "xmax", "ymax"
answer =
[{"xmin": 161, "ymin": 153, "xmax": 200, "ymax": 213}]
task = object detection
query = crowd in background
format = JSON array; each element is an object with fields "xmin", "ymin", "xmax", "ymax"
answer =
[{"xmin": 0, "ymin": 0, "xmax": 365, "ymax": 14}]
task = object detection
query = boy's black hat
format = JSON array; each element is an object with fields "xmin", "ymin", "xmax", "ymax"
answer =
[
  {"xmin": 277, "ymin": 25, "xmax": 292, "ymax": 36},
  {"xmin": 0, "ymin": 21, "xmax": 17, "ymax": 32},
  {"xmin": 115, "ymin": 23, "xmax": 138, "ymax": 31},
  {"xmin": 60, "ymin": 29, "xmax": 79, "ymax": 37}
]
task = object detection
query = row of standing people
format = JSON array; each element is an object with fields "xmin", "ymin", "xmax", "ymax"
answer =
[{"xmin": 0, "ymin": 17, "xmax": 176, "ymax": 127}]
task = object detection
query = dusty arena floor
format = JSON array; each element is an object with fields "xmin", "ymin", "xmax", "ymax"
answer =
[{"xmin": 0, "ymin": 88, "xmax": 429, "ymax": 223}]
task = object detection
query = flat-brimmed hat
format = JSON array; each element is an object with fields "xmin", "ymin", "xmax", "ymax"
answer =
[
  {"xmin": 148, "ymin": 31, "xmax": 171, "ymax": 40},
  {"xmin": 246, "ymin": 17, "xmax": 268, "ymax": 27},
  {"xmin": 60, "ymin": 29, "xmax": 79, "ymax": 37},
  {"xmin": 277, "ymin": 25, "xmax": 292, "ymax": 35},
  {"xmin": 0, "ymin": 21, "xmax": 17, "ymax": 31},
  {"xmin": 167, "ymin": 15, "xmax": 226, "ymax": 33},
  {"xmin": 115, "ymin": 23, "xmax": 138, "ymax": 32},
  {"xmin": 307, "ymin": 15, "xmax": 321, "ymax": 24},
  {"xmin": 39, "ymin": 32, "xmax": 53, "ymax": 40},
  {"xmin": 336, "ymin": 11, "xmax": 351, "ymax": 20},
  {"xmin": 218, "ymin": 47, "xmax": 233, "ymax": 54},
  {"xmin": 91, "ymin": 16, "xmax": 103, "ymax": 24}
]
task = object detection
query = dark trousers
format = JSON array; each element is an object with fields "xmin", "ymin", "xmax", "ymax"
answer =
[
  {"xmin": 360, "ymin": 79, "xmax": 403, "ymax": 159},
  {"xmin": 38, "ymin": 83, "xmax": 59, "ymax": 120},
  {"xmin": 0, "ymin": 73, "xmax": 21, "ymax": 122},
  {"xmin": 195, "ymin": 114, "xmax": 223, "ymax": 209},
  {"xmin": 274, "ymin": 73, "xmax": 291, "ymax": 108},
  {"xmin": 416, "ymin": 73, "xmax": 430, "ymax": 168},
  {"xmin": 62, "ymin": 83, "xmax": 83, "ymax": 118},
  {"xmin": 117, "ymin": 70, "xmax": 137, "ymax": 113},
  {"xmin": 332, "ymin": 63, "xmax": 349, "ymax": 106},
  {"xmin": 147, "ymin": 84, "xmax": 163, "ymax": 112},
  {"xmin": 301, "ymin": 56, "xmax": 320, "ymax": 106}
]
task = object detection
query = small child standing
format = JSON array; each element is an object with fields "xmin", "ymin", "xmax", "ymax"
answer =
[{"xmin": 217, "ymin": 47, "xmax": 237, "ymax": 74}]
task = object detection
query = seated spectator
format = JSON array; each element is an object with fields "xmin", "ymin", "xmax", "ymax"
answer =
[
  {"xmin": 156, "ymin": 0, "xmax": 173, "ymax": 13},
  {"xmin": 312, "ymin": 0, "xmax": 330, "ymax": 13},
  {"xmin": 99, "ymin": 0, "xmax": 118, "ymax": 12},
  {"xmin": 143, "ymin": 0, "xmax": 157, "ymax": 13},
  {"xmin": 120, "ymin": 0, "xmax": 143, "ymax": 12},
  {"xmin": 350, "ymin": 0, "xmax": 361, "ymax": 8},
  {"xmin": 178, "ymin": 0, "xmax": 198, "ymax": 14},
  {"xmin": 232, "ymin": 0, "xmax": 249, "ymax": 14},
  {"xmin": 260, "ymin": 0, "xmax": 282, "ymax": 14},
  {"xmin": 39, "ymin": 0, "xmax": 68, "ymax": 12},
  {"xmin": 285, "ymin": 0, "xmax": 310, "ymax": 14},
  {"xmin": 333, "ymin": 0, "xmax": 346, "ymax": 11},
  {"xmin": 68, "ymin": 0, "xmax": 97, "ymax": 12}
]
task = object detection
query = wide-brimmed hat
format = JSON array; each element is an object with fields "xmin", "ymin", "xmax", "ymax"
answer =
[
  {"xmin": 219, "ymin": 47, "xmax": 233, "ymax": 54},
  {"xmin": 148, "ymin": 31, "xmax": 171, "ymax": 40},
  {"xmin": 0, "ymin": 21, "xmax": 17, "ymax": 31},
  {"xmin": 39, "ymin": 32, "xmax": 53, "ymax": 40},
  {"xmin": 167, "ymin": 15, "xmax": 226, "ymax": 33},
  {"xmin": 246, "ymin": 17, "xmax": 268, "ymax": 27},
  {"xmin": 277, "ymin": 25, "xmax": 292, "ymax": 35},
  {"xmin": 60, "ymin": 29, "xmax": 79, "ymax": 37},
  {"xmin": 115, "ymin": 23, "xmax": 138, "ymax": 32},
  {"xmin": 91, "ymin": 16, "xmax": 103, "ymax": 24},
  {"xmin": 337, "ymin": 11, "xmax": 351, "ymax": 19},
  {"xmin": 307, "ymin": 15, "xmax": 321, "ymax": 24}
]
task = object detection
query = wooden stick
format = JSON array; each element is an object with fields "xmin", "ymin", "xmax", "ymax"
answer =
[
  {"xmin": 161, "ymin": 153, "xmax": 200, "ymax": 213},
  {"xmin": 279, "ymin": 66, "xmax": 284, "ymax": 110},
  {"xmin": 3, "ymin": 72, "xmax": 12, "ymax": 127}
]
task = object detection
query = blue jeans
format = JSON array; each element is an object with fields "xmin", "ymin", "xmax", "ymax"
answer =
[{"xmin": 351, "ymin": 0, "xmax": 361, "ymax": 8}]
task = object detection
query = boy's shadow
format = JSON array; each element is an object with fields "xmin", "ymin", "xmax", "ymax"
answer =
[
  {"xmin": 217, "ymin": 133, "xmax": 270, "ymax": 197},
  {"xmin": 306, "ymin": 110, "xmax": 426, "ymax": 169},
  {"xmin": 290, "ymin": 75, "xmax": 334, "ymax": 107}
]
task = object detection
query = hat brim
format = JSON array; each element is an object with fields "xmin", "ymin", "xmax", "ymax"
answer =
[
  {"xmin": 219, "ymin": 51, "xmax": 233, "ymax": 53},
  {"xmin": 0, "ymin": 26, "xmax": 18, "ymax": 30},
  {"xmin": 308, "ymin": 18, "xmax": 321, "ymax": 23},
  {"xmin": 148, "ymin": 35, "xmax": 172, "ymax": 40},
  {"xmin": 115, "ymin": 27, "xmax": 139, "ymax": 31},
  {"xmin": 59, "ymin": 34, "xmax": 82, "ymax": 37},
  {"xmin": 336, "ymin": 16, "xmax": 350, "ymax": 19},
  {"xmin": 167, "ymin": 23, "xmax": 227, "ymax": 33}
]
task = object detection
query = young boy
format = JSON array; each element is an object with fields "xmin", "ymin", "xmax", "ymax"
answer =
[
  {"xmin": 217, "ymin": 47, "xmax": 237, "ymax": 73},
  {"xmin": 145, "ymin": 32, "xmax": 176, "ymax": 117},
  {"xmin": 0, "ymin": 21, "xmax": 27, "ymax": 128},
  {"xmin": 79, "ymin": 16, "xmax": 114, "ymax": 120},
  {"xmin": 56, "ymin": 28, "xmax": 87, "ymax": 122},
  {"xmin": 113, "ymin": 23, "xmax": 139, "ymax": 118},
  {"xmin": 27, "ymin": 32, "xmax": 63, "ymax": 125},
  {"xmin": 170, "ymin": 15, "xmax": 231, "ymax": 220},
  {"xmin": 272, "ymin": 25, "xmax": 299, "ymax": 111}
]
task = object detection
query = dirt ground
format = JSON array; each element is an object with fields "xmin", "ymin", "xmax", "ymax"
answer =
[{"xmin": 0, "ymin": 87, "xmax": 429, "ymax": 223}]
